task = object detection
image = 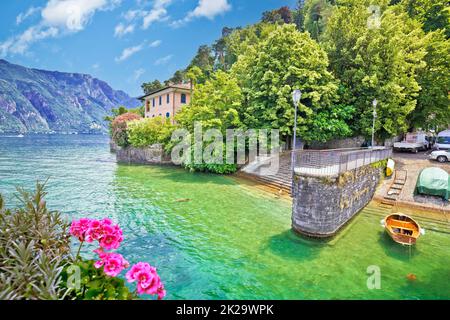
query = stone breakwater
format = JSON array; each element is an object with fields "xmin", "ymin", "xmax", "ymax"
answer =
[
  {"xmin": 292, "ymin": 164, "xmax": 384, "ymax": 238},
  {"xmin": 116, "ymin": 144, "xmax": 172, "ymax": 165}
]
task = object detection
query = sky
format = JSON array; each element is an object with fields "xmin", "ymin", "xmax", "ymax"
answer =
[{"xmin": 0, "ymin": 0, "xmax": 296, "ymax": 97}]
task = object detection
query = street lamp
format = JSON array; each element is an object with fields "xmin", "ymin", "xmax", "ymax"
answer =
[
  {"xmin": 371, "ymin": 99, "xmax": 378, "ymax": 148},
  {"xmin": 291, "ymin": 89, "xmax": 302, "ymax": 185}
]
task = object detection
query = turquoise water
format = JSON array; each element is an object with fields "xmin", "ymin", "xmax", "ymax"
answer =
[{"xmin": 0, "ymin": 134, "xmax": 449, "ymax": 300}]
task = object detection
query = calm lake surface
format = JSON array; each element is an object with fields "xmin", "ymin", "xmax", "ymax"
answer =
[{"xmin": 0, "ymin": 134, "xmax": 449, "ymax": 299}]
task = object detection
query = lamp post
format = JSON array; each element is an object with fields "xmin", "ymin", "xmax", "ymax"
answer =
[
  {"xmin": 371, "ymin": 99, "xmax": 377, "ymax": 148},
  {"xmin": 291, "ymin": 89, "xmax": 302, "ymax": 185}
]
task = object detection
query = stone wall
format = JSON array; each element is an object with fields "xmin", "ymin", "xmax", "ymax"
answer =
[
  {"xmin": 116, "ymin": 144, "xmax": 172, "ymax": 165},
  {"xmin": 110, "ymin": 141, "xmax": 120, "ymax": 153},
  {"xmin": 292, "ymin": 164, "xmax": 383, "ymax": 238}
]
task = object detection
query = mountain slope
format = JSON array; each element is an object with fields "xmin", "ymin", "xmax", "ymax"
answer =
[{"xmin": 0, "ymin": 59, "xmax": 140, "ymax": 133}]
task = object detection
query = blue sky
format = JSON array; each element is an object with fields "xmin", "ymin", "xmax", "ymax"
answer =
[{"xmin": 0, "ymin": 0, "xmax": 295, "ymax": 97}]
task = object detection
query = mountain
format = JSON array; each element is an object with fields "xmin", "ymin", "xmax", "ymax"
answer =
[{"xmin": 0, "ymin": 59, "xmax": 140, "ymax": 134}]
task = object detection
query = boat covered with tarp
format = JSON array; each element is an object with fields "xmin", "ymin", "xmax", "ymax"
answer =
[{"xmin": 415, "ymin": 167, "xmax": 450, "ymax": 200}]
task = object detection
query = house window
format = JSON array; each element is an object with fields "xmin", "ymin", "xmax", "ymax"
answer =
[
  {"xmin": 145, "ymin": 100, "xmax": 150, "ymax": 112},
  {"xmin": 159, "ymin": 96, "xmax": 162, "ymax": 105},
  {"xmin": 152, "ymin": 115, "xmax": 155, "ymax": 118},
  {"xmin": 181, "ymin": 93, "xmax": 187, "ymax": 104},
  {"xmin": 166, "ymin": 112, "xmax": 170, "ymax": 118},
  {"xmin": 152, "ymin": 98, "xmax": 155, "ymax": 107},
  {"xmin": 167, "ymin": 94, "xmax": 170, "ymax": 104}
]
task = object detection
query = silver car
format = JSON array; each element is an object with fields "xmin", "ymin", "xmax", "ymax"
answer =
[{"xmin": 429, "ymin": 150, "xmax": 450, "ymax": 163}]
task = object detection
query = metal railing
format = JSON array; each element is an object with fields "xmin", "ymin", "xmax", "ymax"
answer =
[{"xmin": 293, "ymin": 147, "xmax": 392, "ymax": 177}]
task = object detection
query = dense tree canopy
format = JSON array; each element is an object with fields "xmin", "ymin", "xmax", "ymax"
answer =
[
  {"xmin": 231, "ymin": 24, "xmax": 352, "ymax": 142},
  {"xmin": 409, "ymin": 30, "xmax": 450, "ymax": 130},
  {"xmin": 400, "ymin": 0, "xmax": 450, "ymax": 38},
  {"xmin": 176, "ymin": 70, "xmax": 242, "ymax": 133},
  {"xmin": 141, "ymin": 80, "xmax": 163, "ymax": 95},
  {"xmin": 322, "ymin": 3, "xmax": 427, "ymax": 138}
]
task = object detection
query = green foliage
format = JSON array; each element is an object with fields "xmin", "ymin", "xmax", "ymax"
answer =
[
  {"xmin": 303, "ymin": 0, "xmax": 335, "ymax": 40},
  {"xmin": 409, "ymin": 30, "xmax": 450, "ymax": 130},
  {"xmin": 127, "ymin": 117, "xmax": 176, "ymax": 148},
  {"xmin": 61, "ymin": 260, "xmax": 135, "ymax": 300},
  {"xmin": 165, "ymin": 70, "xmax": 185, "ymax": 86},
  {"xmin": 232, "ymin": 24, "xmax": 341, "ymax": 141},
  {"xmin": 186, "ymin": 45, "xmax": 215, "ymax": 83},
  {"xmin": 104, "ymin": 106, "xmax": 128, "ymax": 123},
  {"xmin": 322, "ymin": 3, "xmax": 427, "ymax": 138},
  {"xmin": 261, "ymin": 6, "xmax": 293, "ymax": 24},
  {"xmin": 0, "ymin": 181, "xmax": 72, "ymax": 300},
  {"xmin": 141, "ymin": 80, "xmax": 163, "ymax": 95},
  {"xmin": 111, "ymin": 113, "xmax": 143, "ymax": 147},
  {"xmin": 304, "ymin": 104, "xmax": 355, "ymax": 142},
  {"xmin": 401, "ymin": 0, "xmax": 450, "ymax": 37},
  {"xmin": 176, "ymin": 70, "xmax": 243, "ymax": 133},
  {"xmin": 182, "ymin": 147, "xmax": 238, "ymax": 174}
]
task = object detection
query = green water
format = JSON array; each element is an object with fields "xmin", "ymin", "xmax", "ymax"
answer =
[{"xmin": 0, "ymin": 134, "xmax": 449, "ymax": 299}]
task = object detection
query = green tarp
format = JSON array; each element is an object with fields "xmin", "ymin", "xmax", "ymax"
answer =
[{"xmin": 415, "ymin": 167, "xmax": 450, "ymax": 201}]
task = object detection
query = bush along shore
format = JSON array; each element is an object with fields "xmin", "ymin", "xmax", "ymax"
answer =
[{"xmin": 0, "ymin": 182, "xmax": 165, "ymax": 300}]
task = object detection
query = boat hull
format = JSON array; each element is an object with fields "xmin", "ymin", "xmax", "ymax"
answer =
[{"xmin": 384, "ymin": 214, "xmax": 421, "ymax": 246}]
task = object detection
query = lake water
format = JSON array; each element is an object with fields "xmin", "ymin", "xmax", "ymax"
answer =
[{"xmin": 0, "ymin": 134, "xmax": 449, "ymax": 299}]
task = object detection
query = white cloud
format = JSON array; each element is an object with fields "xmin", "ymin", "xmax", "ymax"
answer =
[
  {"xmin": 142, "ymin": 0, "xmax": 172, "ymax": 29},
  {"xmin": 41, "ymin": 0, "xmax": 120, "ymax": 32},
  {"xmin": 172, "ymin": 0, "xmax": 231, "ymax": 27},
  {"xmin": 115, "ymin": 43, "xmax": 145, "ymax": 62},
  {"xmin": 0, "ymin": 26, "xmax": 59, "ymax": 56},
  {"xmin": 1, "ymin": 0, "xmax": 122, "ymax": 57},
  {"xmin": 114, "ymin": 23, "xmax": 135, "ymax": 37},
  {"xmin": 154, "ymin": 54, "xmax": 173, "ymax": 66},
  {"xmin": 16, "ymin": 7, "xmax": 41, "ymax": 25},
  {"xmin": 133, "ymin": 68, "xmax": 146, "ymax": 81},
  {"xmin": 149, "ymin": 40, "xmax": 162, "ymax": 48},
  {"xmin": 189, "ymin": 0, "xmax": 231, "ymax": 19}
]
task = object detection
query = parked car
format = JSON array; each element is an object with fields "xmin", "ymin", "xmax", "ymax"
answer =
[
  {"xmin": 429, "ymin": 150, "xmax": 450, "ymax": 163},
  {"xmin": 394, "ymin": 132, "xmax": 432, "ymax": 153},
  {"xmin": 435, "ymin": 130, "xmax": 450, "ymax": 150}
]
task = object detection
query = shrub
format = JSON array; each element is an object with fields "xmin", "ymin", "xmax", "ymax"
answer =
[
  {"xmin": 111, "ymin": 113, "xmax": 142, "ymax": 147},
  {"xmin": 0, "ymin": 182, "xmax": 72, "ymax": 300},
  {"xmin": 182, "ymin": 146, "xmax": 238, "ymax": 174},
  {"xmin": 127, "ymin": 117, "xmax": 176, "ymax": 148}
]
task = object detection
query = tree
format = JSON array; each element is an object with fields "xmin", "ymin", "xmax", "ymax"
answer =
[
  {"xmin": 322, "ymin": 3, "xmax": 427, "ymax": 138},
  {"xmin": 303, "ymin": 0, "xmax": 335, "ymax": 40},
  {"xmin": 186, "ymin": 45, "xmax": 215, "ymax": 83},
  {"xmin": 165, "ymin": 70, "xmax": 185, "ymax": 85},
  {"xmin": 231, "ymin": 24, "xmax": 348, "ymax": 142},
  {"xmin": 176, "ymin": 70, "xmax": 242, "ymax": 133},
  {"xmin": 293, "ymin": 0, "xmax": 307, "ymax": 32},
  {"xmin": 261, "ymin": 6, "xmax": 293, "ymax": 24},
  {"xmin": 185, "ymin": 66, "xmax": 203, "ymax": 95},
  {"xmin": 409, "ymin": 30, "xmax": 450, "ymax": 130},
  {"xmin": 400, "ymin": 0, "xmax": 450, "ymax": 38},
  {"xmin": 141, "ymin": 80, "xmax": 163, "ymax": 95}
]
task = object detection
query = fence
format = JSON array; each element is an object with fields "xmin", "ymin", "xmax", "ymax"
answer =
[{"xmin": 293, "ymin": 147, "xmax": 392, "ymax": 177}]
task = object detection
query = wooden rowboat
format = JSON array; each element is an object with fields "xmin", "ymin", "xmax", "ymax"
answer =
[{"xmin": 384, "ymin": 214, "xmax": 421, "ymax": 246}]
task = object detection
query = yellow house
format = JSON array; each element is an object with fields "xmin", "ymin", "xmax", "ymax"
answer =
[{"xmin": 139, "ymin": 83, "xmax": 191, "ymax": 123}]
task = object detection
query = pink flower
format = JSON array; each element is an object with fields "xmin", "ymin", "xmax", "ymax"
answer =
[
  {"xmin": 98, "ymin": 224, "xmax": 123, "ymax": 250},
  {"xmin": 94, "ymin": 250, "xmax": 129, "ymax": 277},
  {"xmin": 126, "ymin": 262, "xmax": 165, "ymax": 298},
  {"xmin": 72, "ymin": 218, "xmax": 123, "ymax": 250},
  {"xmin": 70, "ymin": 218, "xmax": 92, "ymax": 242}
]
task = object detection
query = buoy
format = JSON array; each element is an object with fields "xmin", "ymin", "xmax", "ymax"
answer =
[{"xmin": 386, "ymin": 159, "xmax": 395, "ymax": 177}]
